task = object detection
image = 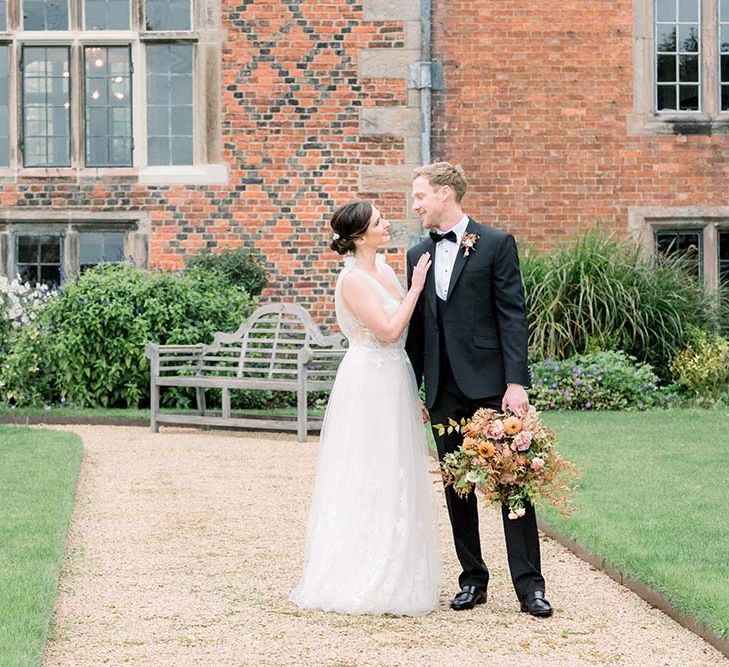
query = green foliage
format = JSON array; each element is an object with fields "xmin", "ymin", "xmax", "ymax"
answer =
[
  {"xmin": 669, "ymin": 326, "xmax": 729, "ymax": 398},
  {"xmin": 185, "ymin": 245, "xmax": 268, "ymax": 296},
  {"xmin": 530, "ymin": 350, "xmax": 664, "ymax": 411},
  {"xmin": 0, "ymin": 264, "xmax": 256, "ymax": 408},
  {"xmin": 521, "ymin": 231, "xmax": 714, "ymax": 374}
]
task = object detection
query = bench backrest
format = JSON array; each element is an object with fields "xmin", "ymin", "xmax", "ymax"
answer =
[{"xmin": 198, "ymin": 303, "xmax": 344, "ymax": 380}]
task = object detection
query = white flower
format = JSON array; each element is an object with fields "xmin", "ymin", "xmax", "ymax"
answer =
[{"xmin": 465, "ymin": 471, "xmax": 480, "ymax": 484}]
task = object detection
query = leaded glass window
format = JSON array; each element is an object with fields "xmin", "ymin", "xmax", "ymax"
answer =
[
  {"xmin": 146, "ymin": 43, "xmax": 193, "ymax": 165},
  {"xmin": 22, "ymin": 46, "xmax": 71, "ymax": 167},
  {"xmin": 0, "ymin": 46, "xmax": 8, "ymax": 167},
  {"xmin": 16, "ymin": 235, "xmax": 62, "ymax": 285},
  {"xmin": 85, "ymin": 0, "xmax": 130, "ymax": 30},
  {"xmin": 145, "ymin": 0, "xmax": 190, "ymax": 31},
  {"xmin": 655, "ymin": 229, "xmax": 702, "ymax": 279},
  {"xmin": 721, "ymin": 0, "xmax": 729, "ymax": 110},
  {"xmin": 84, "ymin": 46, "xmax": 132, "ymax": 166},
  {"xmin": 79, "ymin": 231, "xmax": 125, "ymax": 271},
  {"xmin": 23, "ymin": 0, "xmax": 68, "ymax": 30},
  {"xmin": 655, "ymin": 0, "xmax": 701, "ymax": 111}
]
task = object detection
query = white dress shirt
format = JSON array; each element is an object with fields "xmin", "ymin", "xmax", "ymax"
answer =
[{"xmin": 433, "ymin": 215, "xmax": 469, "ymax": 300}]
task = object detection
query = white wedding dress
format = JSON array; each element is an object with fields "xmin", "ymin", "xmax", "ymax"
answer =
[{"xmin": 290, "ymin": 255, "xmax": 441, "ymax": 616}]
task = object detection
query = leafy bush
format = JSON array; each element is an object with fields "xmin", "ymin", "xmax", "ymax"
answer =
[
  {"xmin": 185, "ymin": 245, "xmax": 268, "ymax": 296},
  {"xmin": 522, "ymin": 231, "xmax": 714, "ymax": 374},
  {"xmin": 669, "ymin": 326, "xmax": 729, "ymax": 398},
  {"xmin": 0, "ymin": 264, "xmax": 256, "ymax": 408},
  {"xmin": 530, "ymin": 350, "xmax": 664, "ymax": 411}
]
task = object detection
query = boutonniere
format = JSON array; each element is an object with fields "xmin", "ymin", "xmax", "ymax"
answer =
[{"xmin": 461, "ymin": 232, "xmax": 480, "ymax": 257}]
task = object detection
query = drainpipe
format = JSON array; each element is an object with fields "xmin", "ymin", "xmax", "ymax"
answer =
[
  {"xmin": 407, "ymin": 0, "xmax": 442, "ymax": 167},
  {"xmin": 420, "ymin": 0, "xmax": 432, "ymax": 166}
]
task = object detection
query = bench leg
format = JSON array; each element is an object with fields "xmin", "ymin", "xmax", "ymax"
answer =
[
  {"xmin": 196, "ymin": 387, "xmax": 207, "ymax": 416},
  {"xmin": 222, "ymin": 388, "xmax": 231, "ymax": 419},
  {"xmin": 150, "ymin": 382, "xmax": 160, "ymax": 433},
  {"xmin": 297, "ymin": 374, "xmax": 307, "ymax": 442}
]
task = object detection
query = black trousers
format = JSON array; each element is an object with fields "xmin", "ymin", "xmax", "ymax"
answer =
[{"xmin": 429, "ymin": 360, "xmax": 546, "ymax": 599}]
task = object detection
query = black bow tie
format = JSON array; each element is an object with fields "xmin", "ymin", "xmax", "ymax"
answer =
[{"xmin": 429, "ymin": 230, "xmax": 457, "ymax": 243}]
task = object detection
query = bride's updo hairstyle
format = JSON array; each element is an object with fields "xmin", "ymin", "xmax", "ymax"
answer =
[{"xmin": 329, "ymin": 200, "xmax": 372, "ymax": 255}]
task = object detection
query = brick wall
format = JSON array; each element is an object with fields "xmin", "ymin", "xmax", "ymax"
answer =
[
  {"xmin": 2, "ymin": 0, "xmax": 422, "ymax": 330},
  {"xmin": 431, "ymin": 0, "xmax": 729, "ymax": 249}
]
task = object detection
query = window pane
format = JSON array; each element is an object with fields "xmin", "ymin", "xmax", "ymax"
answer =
[
  {"xmin": 22, "ymin": 46, "xmax": 70, "ymax": 167},
  {"xmin": 656, "ymin": 0, "xmax": 675, "ymax": 22},
  {"xmin": 23, "ymin": 0, "xmax": 68, "ymax": 30},
  {"xmin": 0, "ymin": 46, "xmax": 8, "ymax": 167},
  {"xmin": 722, "ymin": 25, "xmax": 729, "ymax": 53},
  {"xmin": 678, "ymin": 24, "xmax": 699, "ymax": 52},
  {"xmin": 679, "ymin": 54, "xmax": 699, "ymax": 82},
  {"xmin": 85, "ymin": 0, "xmax": 129, "ymax": 30},
  {"xmin": 146, "ymin": 0, "xmax": 190, "ymax": 30},
  {"xmin": 657, "ymin": 84, "xmax": 677, "ymax": 109},
  {"xmin": 0, "ymin": 1, "xmax": 6, "ymax": 31},
  {"xmin": 17, "ymin": 236, "xmax": 38, "ymax": 263},
  {"xmin": 719, "ymin": 231, "xmax": 729, "ymax": 287},
  {"xmin": 678, "ymin": 0, "xmax": 698, "ymax": 22},
  {"xmin": 80, "ymin": 232, "xmax": 125, "ymax": 270},
  {"xmin": 146, "ymin": 44, "xmax": 193, "ymax": 166},
  {"xmin": 39, "ymin": 264, "xmax": 61, "ymax": 285},
  {"xmin": 16, "ymin": 235, "xmax": 62, "ymax": 286},
  {"xmin": 84, "ymin": 45, "xmax": 132, "ymax": 167},
  {"xmin": 656, "ymin": 25, "xmax": 676, "ymax": 52},
  {"xmin": 722, "ymin": 84, "xmax": 729, "ymax": 111},
  {"xmin": 679, "ymin": 84, "xmax": 699, "ymax": 109},
  {"xmin": 657, "ymin": 54, "xmax": 676, "ymax": 82},
  {"xmin": 655, "ymin": 230, "xmax": 702, "ymax": 280}
]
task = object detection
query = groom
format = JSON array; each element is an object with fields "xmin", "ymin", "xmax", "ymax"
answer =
[{"xmin": 405, "ymin": 162, "xmax": 552, "ymax": 617}]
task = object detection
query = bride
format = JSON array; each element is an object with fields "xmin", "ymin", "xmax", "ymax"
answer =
[{"xmin": 290, "ymin": 200, "xmax": 441, "ymax": 616}]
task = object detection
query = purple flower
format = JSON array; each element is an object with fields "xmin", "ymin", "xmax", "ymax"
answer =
[{"xmin": 584, "ymin": 402, "xmax": 592, "ymax": 409}]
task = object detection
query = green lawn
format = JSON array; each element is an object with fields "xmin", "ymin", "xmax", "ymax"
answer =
[
  {"xmin": 0, "ymin": 426, "xmax": 83, "ymax": 667},
  {"xmin": 539, "ymin": 409, "xmax": 729, "ymax": 639}
]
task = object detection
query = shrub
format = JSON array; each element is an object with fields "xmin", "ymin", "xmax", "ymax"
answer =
[
  {"xmin": 669, "ymin": 326, "xmax": 729, "ymax": 398},
  {"xmin": 530, "ymin": 350, "xmax": 664, "ymax": 411},
  {"xmin": 0, "ymin": 264, "xmax": 256, "ymax": 408},
  {"xmin": 185, "ymin": 245, "xmax": 268, "ymax": 296},
  {"xmin": 522, "ymin": 231, "xmax": 714, "ymax": 374},
  {"xmin": 0, "ymin": 276, "xmax": 55, "ymax": 355}
]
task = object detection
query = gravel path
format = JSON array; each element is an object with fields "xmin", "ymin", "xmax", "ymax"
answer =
[{"xmin": 42, "ymin": 425, "xmax": 727, "ymax": 667}]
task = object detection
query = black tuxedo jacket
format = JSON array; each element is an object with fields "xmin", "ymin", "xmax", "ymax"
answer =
[{"xmin": 405, "ymin": 218, "xmax": 531, "ymax": 409}]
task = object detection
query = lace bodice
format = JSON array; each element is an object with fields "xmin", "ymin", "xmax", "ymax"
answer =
[{"xmin": 334, "ymin": 255, "xmax": 406, "ymax": 350}]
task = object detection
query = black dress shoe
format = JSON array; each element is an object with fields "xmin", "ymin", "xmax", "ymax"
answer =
[
  {"xmin": 450, "ymin": 585, "xmax": 487, "ymax": 611},
  {"xmin": 520, "ymin": 590, "xmax": 553, "ymax": 617}
]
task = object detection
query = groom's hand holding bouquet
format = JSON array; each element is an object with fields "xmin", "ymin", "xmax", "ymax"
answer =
[{"xmin": 437, "ymin": 406, "xmax": 578, "ymax": 519}]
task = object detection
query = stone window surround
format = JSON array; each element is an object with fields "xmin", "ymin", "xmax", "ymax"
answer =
[
  {"xmin": 0, "ymin": 208, "xmax": 150, "ymax": 279},
  {"xmin": 628, "ymin": 205, "xmax": 729, "ymax": 292},
  {"xmin": 630, "ymin": 0, "xmax": 729, "ymax": 135},
  {"xmin": 0, "ymin": 0, "xmax": 227, "ymax": 185}
]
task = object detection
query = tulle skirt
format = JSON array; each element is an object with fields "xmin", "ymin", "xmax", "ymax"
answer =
[{"xmin": 290, "ymin": 345, "xmax": 441, "ymax": 615}]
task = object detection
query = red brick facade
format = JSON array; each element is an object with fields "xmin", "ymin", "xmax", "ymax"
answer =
[
  {"xmin": 431, "ymin": 0, "xmax": 729, "ymax": 247},
  {"xmin": 5, "ymin": 1, "xmax": 728, "ymax": 329}
]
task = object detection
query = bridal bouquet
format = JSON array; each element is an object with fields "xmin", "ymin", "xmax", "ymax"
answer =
[{"xmin": 437, "ymin": 407, "xmax": 578, "ymax": 519}]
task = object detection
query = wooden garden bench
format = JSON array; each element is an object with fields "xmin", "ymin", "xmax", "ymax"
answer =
[{"xmin": 144, "ymin": 303, "xmax": 346, "ymax": 441}]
